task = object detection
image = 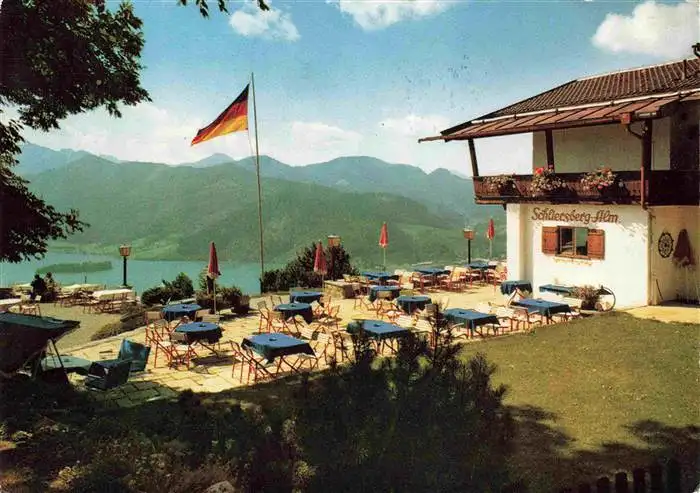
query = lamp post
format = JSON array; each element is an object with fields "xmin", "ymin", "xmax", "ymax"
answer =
[
  {"xmin": 327, "ymin": 235, "xmax": 341, "ymax": 280},
  {"xmin": 463, "ymin": 229, "xmax": 474, "ymax": 264},
  {"xmin": 119, "ymin": 244, "xmax": 131, "ymax": 287}
]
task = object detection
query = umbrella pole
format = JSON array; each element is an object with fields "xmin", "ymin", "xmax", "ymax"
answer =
[
  {"xmin": 213, "ymin": 280, "xmax": 217, "ymax": 314},
  {"xmin": 383, "ymin": 248, "xmax": 386, "ymax": 271}
]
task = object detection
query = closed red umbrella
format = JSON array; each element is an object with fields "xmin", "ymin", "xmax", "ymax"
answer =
[
  {"xmin": 313, "ymin": 241, "xmax": 327, "ymax": 276},
  {"xmin": 379, "ymin": 222, "xmax": 389, "ymax": 270},
  {"xmin": 486, "ymin": 219, "xmax": 495, "ymax": 259},
  {"xmin": 207, "ymin": 242, "xmax": 221, "ymax": 313}
]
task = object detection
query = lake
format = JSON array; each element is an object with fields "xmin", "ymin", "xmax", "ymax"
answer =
[{"xmin": 0, "ymin": 252, "xmax": 264, "ymax": 296}]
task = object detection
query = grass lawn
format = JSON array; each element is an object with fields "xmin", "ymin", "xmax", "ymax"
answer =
[{"xmin": 456, "ymin": 312, "xmax": 699, "ymax": 491}]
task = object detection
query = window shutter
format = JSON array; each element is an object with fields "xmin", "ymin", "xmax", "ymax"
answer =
[
  {"xmin": 542, "ymin": 227, "xmax": 558, "ymax": 255},
  {"xmin": 588, "ymin": 229, "xmax": 605, "ymax": 259}
]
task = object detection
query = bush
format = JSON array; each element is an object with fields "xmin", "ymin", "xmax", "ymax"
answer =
[
  {"xmin": 261, "ymin": 243, "xmax": 359, "ymax": 292},
  {"xmin": 195, "ymin": 284, "xmax": 247, "ymax": 313},
  {"xmin": 141, "ymin": 273, "xmax": 194, "ymax": 307},
  {"xmin": 572, "ymin": 285, "xmax": 599, "ymax": 309}
]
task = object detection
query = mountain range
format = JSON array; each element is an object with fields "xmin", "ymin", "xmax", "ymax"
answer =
[{"xmin": 17, "ymin": 143, "xmax": 505, "ymax": 268}]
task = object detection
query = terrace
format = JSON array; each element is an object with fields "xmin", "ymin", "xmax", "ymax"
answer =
[{"xmin": 473, "ymin": 170, "xmax": 700, "ymax": 206}]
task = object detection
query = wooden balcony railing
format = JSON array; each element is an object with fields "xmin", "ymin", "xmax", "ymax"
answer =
[{"xmin": 473, "ymin": 170, "xmax": 699, "ymax": 206}]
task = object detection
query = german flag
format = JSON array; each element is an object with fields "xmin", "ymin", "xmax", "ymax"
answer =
[{"xmin": 191, "ymin": 85, "xmax": 249, "ymax": 146}]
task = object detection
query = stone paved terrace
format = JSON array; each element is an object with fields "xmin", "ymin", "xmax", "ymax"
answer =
[
  {"xmin": 60, "ymin": 285, "xmax": 509, "ymax": 407},
  {"xmin": 58, "ymin": 285, "xmax": 698, "ymax": 408}
]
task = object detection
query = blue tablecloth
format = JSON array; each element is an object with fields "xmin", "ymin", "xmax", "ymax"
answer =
[
  {"xmin": 396, "ymin": 295, "xmax": 431, "ymax": 314},
  {"xmin": 444, "ymin": 308, "xmax": 499, "ymax": 331},
  {"xmin": 175, "ymin": 322, "xmax": 222, "ymax": 343},
  {"xmin": 466, "ymin": 261, "xmax": 496, "ymax": 271},
  {"xmin": 274, "ymin": 303, "xmax": 313, "ymax": 323},
  {"xmin": 500, "ymin": 280, "xmax": 533, "ymax": 295},
  {"xmin": 346, "ymin": 320, "xmax": 410, "ymax": 340},
  {"xmin": 368, "ymin": 285, "xmax": 401, "ymax": 302},
  {"xmin": 242, "ymin": 333, "xmax": 314, "ymax": 363},
  {"xmin": 162, "ymin": 303, "xmax": 202, "ymax": 322},
  {"xmin": 539, "ymin": 284, "xmax": 575, "ymax": 296},
  {"xmin": 361, "ymin": 271, "xmax": 399, "ymax": 283},
  {"xmin": 513, "ymin": 299, "xmax": 571, "ymax": 317},
  {"xmin": 414, "ymin": 267, "xmax": 450, "ymax": 276},
  {"xmin": 289, "ymin": 290, "xmax": 323, "ymax": 304}
]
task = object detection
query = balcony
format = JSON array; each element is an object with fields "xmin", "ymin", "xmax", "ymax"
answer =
[{"xmin": 473, "ymin": 170, "xmax": 699, "ymax": 206}]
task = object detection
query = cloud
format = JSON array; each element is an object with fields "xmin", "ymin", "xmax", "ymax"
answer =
[
  {"xmin": 592, "ymin": 0, "xmax": 698, "ymax": 58},
  {"xmin": 329, "ymin": 0, "xmax": 452, "ymax": 30},
  {"xmin": 18, "ymin": 103, "xmax": 252, "ymax": 165},
  {"xmin": 229, "ymin": 1, "xmax": 300, "ymax": 41}
]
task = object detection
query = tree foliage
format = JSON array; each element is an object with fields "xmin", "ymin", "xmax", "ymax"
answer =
[
  {"xmin": 261, "ymin": 243, "xmax": 359, "ymax": 292},
  {"xmin": 178, "ymin": 0, "xmax": 270, "ymax": 17},
  {"xmin": 0, "ymin": 0, "xmax": 150, "ymax": 262}
]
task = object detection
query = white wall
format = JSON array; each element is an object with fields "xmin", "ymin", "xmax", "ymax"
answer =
[
  {"xmin": 532, "ymin": 118, "xmax": 671, "ymax": 172},
  {"xmin": 509, "ymin": 204, "xmax": 649, "ymax": 308},
  {"xmin": 649, "ymin": 206, "xmax": 700, "ymax": 304}
]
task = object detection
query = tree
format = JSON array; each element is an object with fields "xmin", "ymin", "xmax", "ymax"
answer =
[
  {"xmin": 0, "ymin": 0, "xmax": 150, "ymax": 262},
  {"xmin": 178, "ymin": 0, "xmax": 269, "ymax": 17}
]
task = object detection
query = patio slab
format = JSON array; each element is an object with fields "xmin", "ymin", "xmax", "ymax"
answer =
[{"xmin": 59, "ymin": 284, "xmax": 529, "ymax": 407}]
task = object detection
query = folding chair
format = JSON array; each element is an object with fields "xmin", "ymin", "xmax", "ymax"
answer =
[{"xmin": 84, "ymin": 359, "xmax": 132, "ymax": 391}]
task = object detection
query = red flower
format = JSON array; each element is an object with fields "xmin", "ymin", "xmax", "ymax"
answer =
[{"xmin": 535, "ymin": 167, "xmax": 544, "ymax": 175}]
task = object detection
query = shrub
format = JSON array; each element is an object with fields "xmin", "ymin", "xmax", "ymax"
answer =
[
  {"xmin": 261, "ymin": 243, "xmax": 359, "ymax": 292},
  {"xmin": 572, "ymin": 285, "xmax": 599, "ymax": 309},
  {"xmin": 141, "ymin": 273, "xmax": 194, "ymax": 307}
]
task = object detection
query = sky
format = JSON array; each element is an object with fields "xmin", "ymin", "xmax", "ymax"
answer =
[{"xmin": 15, "ymin": 0, "xmax": 700, "ymax": 175}]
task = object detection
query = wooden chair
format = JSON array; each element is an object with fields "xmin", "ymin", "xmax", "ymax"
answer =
[
  {"xmin": 330, "ymin": 331, "xmax": 353, "ymax": 363},
  {"xmin": 475, "ymin": 302, "xmax": 493, "ymax": 314},
  {"xmin": 20, "ymin": 295, "xmax": 42, "ymax": 316},
  {"xmin": 242, "ymin": 346, "xmax": 278, "ymax": 384},
  {"xmin": 395, "ymin": 314, "xmax": 416, "ymax": 328},
  {"xmin": 317, "ymin": 304, "xmax": 341, "ymax": 331},
  {"xmin": 512, "ymin": 307, "xmax": 543, "ymax": 331},
  {"xmin": 495, "ymin": 307, "xmax": 517, "ymax": 333},
  {"xmin": 258, "ymin": 304, "xmax": 271, "ymax": 332},
  {"xmin": 553, "ymin": 297, "xmax": 583, "ymax": 322},
  {"xmin": 167, "ymin": 332, "xmax": 198, "ymax": 369},
  {"xmin": 268, "ymin": 310, "xmax": 291, "ymax": 334}
]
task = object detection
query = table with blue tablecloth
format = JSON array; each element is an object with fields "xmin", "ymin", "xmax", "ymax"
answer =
[
  {"xmin": 539, "ymin": 284, "xmax": 575, "ymax": 296},
  {"xmin": 500, "ymin": 280, "xmax": 533, "ymax": 295},
  {"xmin": 175, "ymin": 322, "xmax": 222, "ymax": 343},
  {"xmin": 444, "ymin": 308, "xmax": 499, "ymax": 335},
  {"xmin": 274, "ymin": 302, "xmax": 313, "ymax": 323},
  {"xmin": 396, "ymin": 295, "xmax": 431, "ymax": 314},
  {"xmin": 346, "ymin": 319, "xmax": 410, "ymax": 340},
  {"xmin": 414, "ymin": 267, "xmax": 450, "ymax": 276},
  {"xmin": 513, "ymin": 299, "xmax": 571, "ymax": 321},
  {"xmin": 242, "ymin": 333, "xmax": 314, "ymax": 363},
  {"xmin": 289, "ymin": 290, "xmax": 323, "ymax": 304},
  {"xmin": 361, "ymin": 271, "xmax": 399, "ymax": 284},
  {"xmin": 162, "ymin": 303, "xmax": 202, "ymax": 322},
  {"xmin": 466, "ymin": 261, "xmax": 496, "ymax": 271},
  {"xmin": 368, "ymin": 285, "xmax": 401, "ymax": 302}
]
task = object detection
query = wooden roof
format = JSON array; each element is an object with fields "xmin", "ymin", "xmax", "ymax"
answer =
[{"xmin": 424, "ymin": 58, "xmax": 700, "ymax": 142}]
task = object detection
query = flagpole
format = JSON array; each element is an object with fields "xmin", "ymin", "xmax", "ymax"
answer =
[{"xmin": 251, "ymin": 72, "xmax": 265, "ymax": 294}]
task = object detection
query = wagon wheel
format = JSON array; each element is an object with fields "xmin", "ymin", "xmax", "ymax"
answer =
[{"xmin": 594, "ymin": 286, "xmax": 616, "ymax": 311}]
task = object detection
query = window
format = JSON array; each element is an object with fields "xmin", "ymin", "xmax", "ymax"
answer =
[{"xmin": 542, "ymin": 227, "xmax": 604, "ymax": 259}]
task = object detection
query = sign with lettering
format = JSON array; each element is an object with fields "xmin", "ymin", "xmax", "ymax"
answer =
[{"xmin": 531, "ymin": 207, "xmax": 619, "ymax": 225}]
